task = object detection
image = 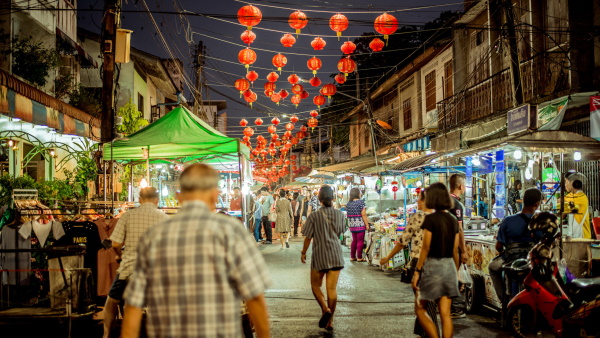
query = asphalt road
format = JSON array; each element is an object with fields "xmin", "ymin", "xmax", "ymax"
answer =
[{"xmin": 260, "ymin": 236, "xmax": 514, "ymax": 338}]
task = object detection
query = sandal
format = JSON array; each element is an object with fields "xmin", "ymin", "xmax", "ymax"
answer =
[
  {"xmin": 350, "ymin": 258, "xmax": 357, "ymax": 262},
  {"xmin": 318, "ymin": 311, "xmax": 332, "ymax": 328},
  {"xmin": 357, "ymin": 258, "xmax": 366, "ymax": 262}
]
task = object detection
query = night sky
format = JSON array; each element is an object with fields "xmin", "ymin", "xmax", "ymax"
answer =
[{"xmin": 77, "ymin": 0, "xmax": 463, "ymax": 138}]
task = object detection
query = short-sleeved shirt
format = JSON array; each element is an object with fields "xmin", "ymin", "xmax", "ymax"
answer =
[
  {"xmin": 110, "ymin": 203, "xmax": 169, "ymax": 279},
  {"xmin": 229, "ymin": 197, "xmax": 242, "ymax": 211},
  {"xmin": 346, "ymin": 199, "xmax": 366, "ymax": 232},
  {"xmin": 421, "ymin": 211, "xmax": 459, "ymax": 258},
  {"xmin": 496, "ymin": 213, "xmax": 535, "ymax": 245},
  {"xmin": 449, "ymin": 195, "xmax": 464, "ymax": 225},
  {"xmin": 399, "ymin": 212, "xmax": 430, "ymax": 259},
  {"xmin": 302, "ymin": 207, "xmax": 345, "ymax": 271},
  {"xmin": 259, "ymin": 194, "xmax": 274, "ymax": 215},
  {"xmin": 124, "ymin": 201, "xmax": 271, "ymax": 338},
  {"xmin": 308, "ymin": 195, "xmax": 320, "ymax": 212}
]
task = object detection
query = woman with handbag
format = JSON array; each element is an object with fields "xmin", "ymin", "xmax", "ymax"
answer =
[
  {"xmin": 412, "ymin": 183, "xmax": 460, "ymax": 338},
  {"xmin": 380, "ymin": 191, "xmax": 438, "ymax": 337},
  {"xmin": 275, "ymin": 190, "xmax": 293, "ymax": 248},
  {"xmin": 300, "ymin": 185, "xmax": 345, "ymax": 331},
  {"xmin": 346, "ymin": 188, "xmax": 369, "ymax": 262}
]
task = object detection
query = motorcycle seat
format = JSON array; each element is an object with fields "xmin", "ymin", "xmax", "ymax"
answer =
[{"xmin": 566, "ymin": 277, "xmax": 600, "ymax": 303}]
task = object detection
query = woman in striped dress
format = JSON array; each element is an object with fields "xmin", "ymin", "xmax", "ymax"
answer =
[{"xmin": 300, "ymin": 185, "xmax": 345, "ymax": 331}]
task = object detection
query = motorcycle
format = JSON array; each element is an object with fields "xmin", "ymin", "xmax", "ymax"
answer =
[{"xmin": 506, "ymin": 214, "xmax": 600, "ymax": 337}]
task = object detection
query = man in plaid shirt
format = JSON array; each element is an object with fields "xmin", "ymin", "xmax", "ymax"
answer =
[{"xmin": 122, "ymin": 164, "xmax": 271, "ymax": 338}]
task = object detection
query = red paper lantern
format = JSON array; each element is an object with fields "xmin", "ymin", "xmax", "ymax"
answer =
[
  {"xmin": 291, "ymin": 95, "xmax": 302, "ymax": 107},
  {"xmin": 335, "ymin": 73, "xmax": 346, "ymax": 84},
  {"xmin": 300, "ymin": 125, "xmax": 308, "ymax": 133},
  {"xmin": 266, "ymin": 72, "xmax": 279, "ymax": 83},
  {"xmin": 374, "ymin": 13, "xmax": 398, "ymax": 43},
  {"xmin": 271, "ymin": 117, "xmax": 280, "ymax": 125},
  {"xmin": 270, "ymin": 93, "xmax": 281, "ymax": 104},
  {"xmin": 284, "ymin": 130, "xmax": 292, "ymax": 138},
  {"xmin": 307, "ymin": 117, "xmax": 318, "ymax": 130},
  {"xmin": 279, "ymin": 89, "xmax": 289, "ymax": 100},
  {"xmin": 285, "ymin": 122, "xmax": 294, "ymax": 131},
  {"xmin": 234, "ymin": 78, "xmax": 250, "ymax": 95},
  {"xmin": 237, "ymin": 5, "xmax": 262, "ymax": 30},
  {"xmin": 310, "ymin": 110, "xmax": 319, "ymax": 118},
  {"xmin": 272, "ymin": 53, "xmax": 287, "ymax": 72},
  {"xmin": 301, "ymin": 90, "xmax": 309, "ymax": 99},
  {"xmin": 369, "ymin": 37, "xmax": 384, "ymax": 52},
  {"xmin": 288, "ymin": 10, "xmax": 308, "ymax": 34},
  {"xmin": 341, "ymin": 41, "xmax": 356, "ymax": 54},
  {"xmin": 291, "ymin": 137, "xmax": 299, "ymax": 145},
  {"xmin": 264, "ymin": 90, "xmax": 274, "ymax": 97},
  {"xmin": 309, "ymin": 77, "xmax": 322, "ymax": 87},
  {"xmin": 243, "ymin": 89, "xmax": 254, "ymax": 98},
  {"xmin": 288, "ymin": 74, "xmax": 300, "ymax": 85},
  {"xmin": 290, "ymin": 115, "xmax": 299, "ymax": 124},
  {"xmin": 264, "ymin": 82, "xmax": 276, "ymax": 92},
  {"xmin": 291, "ymin": 84, "xmax": 303, "ymax": 94},
  {"xmin": 243, "ymin": 127, "xmax": 255, "ymax": 137},
  {"xmin": 337, "ymin": 57, "xmax": 356, "ymax": 76},
  {"xmin": 329, "ymin": 13, "xmax": 348, "ymax": 39},
  {"xmin": 307, "ymin": 57, "xmax": 322, "ymax": 75},
  {"xmin": 280, "ymin": 33, "xmax": 296, "ymax": 47},
  {"xmin": 246, "ymin": 70, "xmax": 259, "ymax": 83},
  {"xmin": 311, "ymin": 37, "xmax": 326, "ymax": 50},
  {"xmin": 271, "ymin": 134, "xmax": 279, "ymax": 141},
  {"xmin": 313, "ymin": 95, "xmax": 326, "ymax": 108},
  {"xmin": 238, "ymin": 48, "xmax": 257, "ymax": 70},
  {"xmin": 254, "ymin": 118, "xmax": 263, "ymax": 126},
  {"xmin": 291, "ymin": 155, "xmax": 297, "ymax": 160},
  {"xmin": 292, "ymin": 165, "xmax": 298, "ymax": 171},
  {"xmin": 244, "ymin": 91, "xmax": 257, "ymax": 107},
  {"xmin": 240, "ymin": 30, "xmax": 256, "ymax": 45},
  {"xmin": 267, "ymin": 125, "xmax": 277, "ymax": 134},
  {"xmin": 321, "ymin": 83, "xmax": 337, "ymax": 98},
  {"xmin": 240, "ymin": 119, "xmax": 248, "ymax": 127}
]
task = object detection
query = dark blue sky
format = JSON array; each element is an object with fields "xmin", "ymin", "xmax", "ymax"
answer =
[{"xmin": 78, "ymin": 0, "xmax": 463, "ymax": 137}]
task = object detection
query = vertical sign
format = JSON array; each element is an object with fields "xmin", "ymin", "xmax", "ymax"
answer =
[
  {"xmin": 494, "ymin": 150, "xmax": 506, "ymax": 220},
  {"xmin": 465, "ymin": 157, "xmax": 473, "ymax": 218}
]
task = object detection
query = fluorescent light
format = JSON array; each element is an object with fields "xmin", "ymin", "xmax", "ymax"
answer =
[
  {"xmin": 11, "ymin": 117, "xmax": 21, "ymax": 122},
  {"xmin": 574, "ymin": 151, "xmax": 581, "ymax": 161},
  {"xmin": 513, "ymin": 150, "xmax": 522, "ymax": 160},
  {"xmin": 472, "ymin": 157, "xmax": 481, "ymax": 166},
  {"xmin": 140, "ymin": 178, "xmax": 148, "ymax": 188}
]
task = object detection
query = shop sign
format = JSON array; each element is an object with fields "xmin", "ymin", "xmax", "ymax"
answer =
[
  {"xmin": 541, "ymin": 167, "xmax": 560, "ymax": 194},
  {"xmin": 538, "ymin": 98, "xmax": 568, "ymax": 131},
  {"xmin": 507, "ymin": 104, "xmax": 535, "ymax": 135}
]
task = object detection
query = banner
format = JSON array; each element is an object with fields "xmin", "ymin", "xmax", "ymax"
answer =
[
  {"xmin": 538, "ymin": 97, "xmax": 569, "ymax": 131},
  {"xmin": 591, "ymin": 96, "xmax": 600, "ymax": 141}
]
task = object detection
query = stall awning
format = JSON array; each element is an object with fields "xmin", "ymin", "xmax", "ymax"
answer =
[
  {"xmin": 316, "ymin": 155, "xmax": 395, "ymax": 173},
  {"xmin": 402, "ymin": 136, "xmax": 431, "ymax": 152}
]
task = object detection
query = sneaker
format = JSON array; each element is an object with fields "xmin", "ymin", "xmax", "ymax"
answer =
[
  {"xmin": 265, "ymin": 241, "xmax": 272, "ymax": 244},
  {"xmin": 286, "ymin": 242, "xmax": 290, "ymax": 248},
  {"xmin": 451, "ymin": 311, "xmax": 466, "ymax": 319}
]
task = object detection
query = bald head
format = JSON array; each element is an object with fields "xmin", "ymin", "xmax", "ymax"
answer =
[
  {"xmin": 139, "ymin": 187, "xmax": 159, "ymax": 205},
  {"xmin": 177, "ymin": 164, "xmax": 221, "ymax": 208},
  {"xmin": 179, "ymin": 163, "xmax": 220, "ymax": 193}
]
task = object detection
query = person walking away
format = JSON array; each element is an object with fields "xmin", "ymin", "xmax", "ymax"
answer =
[
  {"xmin": 275, "ymin": 190, "xmax": 294, "ymax": 249},
  {"xmin": 300, "ymin": 185, "xmax": 345, "ymax": 331},
  {"xmin": 489, "ymin": 188, "xmax": 543, "ymax": 301},
  {"xmin": 508, "ymin": 180, "xmax": 523, "ymax": 214},
  {"xmin": 412, "ymin": 183, "xmax": 460, "ymax": 338},
  {"xmin": 121, "ymin": 164, "xmax": 271, "ymax": 338},
  {"xmin": 563, "ymin": 173, "xmax": 592, "ymax": 239},
  {"xmin": 380, "ymin": 191, "xmax": 439, "ymax": 337},
  {"xmin": 103, "ymin": 187, "xmax": 169, "ymax": 338},
  {"xmin": 291, "ymin": 192, "xmax": 301, "ymax": 237},
  {"xmin": 448, "ymin": 174, "xmax": 469, "ymax": 319},
  {"xmin": 258, "ymin": 187, "xmax": 274, "ymax": 244},
  {"xmin": 307, "ymin": 189, "xmax": 320, "ymax": 216},
  {"xmin": 271, "ymin": 194, "xmax": 280, "ymax": 240},
  {"xmin": 346, "ymin": 188, "xmax": 369, "ymax": 262},
  {"xmin": 299, "ymin": 186, "xmax": 310, "ymax": 228},
  {"xmin": 251, "ymin": 194, "xmax": 263, "ymax": 243}
]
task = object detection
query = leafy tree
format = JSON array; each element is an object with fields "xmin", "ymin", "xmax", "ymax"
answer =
[
  {"xmin": 55, "ymin": 74, "xmax": 74, "ymax": 100},
  {"xmin": 117, "ymin": 99, "xmax": 149, "ymax": 135},
  {"xmin": 69, "ymin": 85, "xmax": 102, "ymax": 118},
  {"xmin": 0, "ymin": 34, "xmax": 59, "ymax": 87}
]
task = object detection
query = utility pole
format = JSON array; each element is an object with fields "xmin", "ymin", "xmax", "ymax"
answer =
[
  {"xmin": 193, "ymin": 41, "xmax": 208, "ymax": 120},
  {"xmin": 503, "ymin": 0, "xmax": 524, "ymax": 106},
  {"xmin": 100, "ymin": 0, "xmax": 120, "ymax": 143}
]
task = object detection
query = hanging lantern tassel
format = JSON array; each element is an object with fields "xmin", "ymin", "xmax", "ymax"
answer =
[
  {"xmin": 337, "ymin": 31, "xmax": 341, "ymax": 40},
  {"xmin": 385, "ymin": 34, "xmax": 389, "ymax": 46}
]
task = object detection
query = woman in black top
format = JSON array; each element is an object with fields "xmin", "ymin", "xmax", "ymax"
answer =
[{"xmin": 412, "ymin": 183, "xmax": 460, "ymax": 338}]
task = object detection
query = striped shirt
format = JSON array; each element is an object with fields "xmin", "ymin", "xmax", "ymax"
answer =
[
  {"xmin": 124, "ymin": 201, "xmax": 272, "ymax": 338},
  {"xmin": 302, "ymin": 207, "xmax": 345, "ymax": 271},
  {"xmin": 110, "ymin": 203, "xmax": 169, "ymax": 279}
]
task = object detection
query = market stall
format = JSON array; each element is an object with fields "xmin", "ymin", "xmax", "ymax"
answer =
[{"xmin": 102, "ymin": 106, "xmax": 252, "ymax": 226}]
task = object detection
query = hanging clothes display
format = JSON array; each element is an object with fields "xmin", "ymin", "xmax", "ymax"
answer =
[
  {"xmin": 94, "ymin": 217, "xmax": 119, "ymax": 296},
  {"xmin": 0, "ymin": 225, "xmax": 31, "ymax": 286}
]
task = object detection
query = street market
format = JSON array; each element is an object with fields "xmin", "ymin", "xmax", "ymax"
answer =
[{"xmin": 1, "ymin": 0, "xmax": 600, "ymax": 337}]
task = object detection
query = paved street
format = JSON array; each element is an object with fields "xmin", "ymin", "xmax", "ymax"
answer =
[{"xmin": 260, "ymin": 236, "xmax": 512, "ymax": 338}]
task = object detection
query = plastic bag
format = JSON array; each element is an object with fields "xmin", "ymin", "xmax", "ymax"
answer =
[{"xmin": 457, "ymin": 264, "xmax": 473, "ymax": 287}]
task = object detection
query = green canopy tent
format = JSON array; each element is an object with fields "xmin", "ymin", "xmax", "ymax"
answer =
[{"xmin": 103, "ymin": 105, "xmax": 249, "ymax": 162}]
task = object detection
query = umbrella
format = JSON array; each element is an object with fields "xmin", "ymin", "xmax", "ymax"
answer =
[{"xmin": 307, "ymin": 169, "xmax": 335, "ymax": 179}]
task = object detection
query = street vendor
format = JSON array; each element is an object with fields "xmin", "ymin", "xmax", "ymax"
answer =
[
  {"xmin": 563, "ymin": 172, "xmax": 592, "ymax": 239},
  {"xmin": 229, "ymin": 187, "xmax": 242, "ymax": 211}
]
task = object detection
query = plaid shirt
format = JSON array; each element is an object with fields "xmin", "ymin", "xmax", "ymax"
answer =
[
  {"xmin": 124, "ymin": 201, "xmax": 271, "ymax": 338},
  {"xmin": 110, "ymin": 203, "xmax": 169, "ymax": 279}
]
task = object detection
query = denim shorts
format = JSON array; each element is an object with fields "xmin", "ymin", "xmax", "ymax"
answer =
[
  {"xmin": 418, "ymin": 257, "xmax": 460, "ymax": 301},
  {"xmin": 108, "ymin": 274, "xmax": 128, "ymax": 301}
]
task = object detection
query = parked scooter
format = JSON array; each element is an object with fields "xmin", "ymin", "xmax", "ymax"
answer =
[{"xmin": 506, "ymin": 212, "xmax": 600, "ymax": 337}]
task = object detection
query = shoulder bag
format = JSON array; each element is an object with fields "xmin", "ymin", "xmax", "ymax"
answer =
[{"xmin": 268, "ymin": 201, "xmax": 278, "ymax": 222}]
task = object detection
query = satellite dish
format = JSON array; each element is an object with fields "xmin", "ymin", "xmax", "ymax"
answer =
[{"xmin": 376, "ymin": 120, "xmax": 393, "ymax": 130}]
